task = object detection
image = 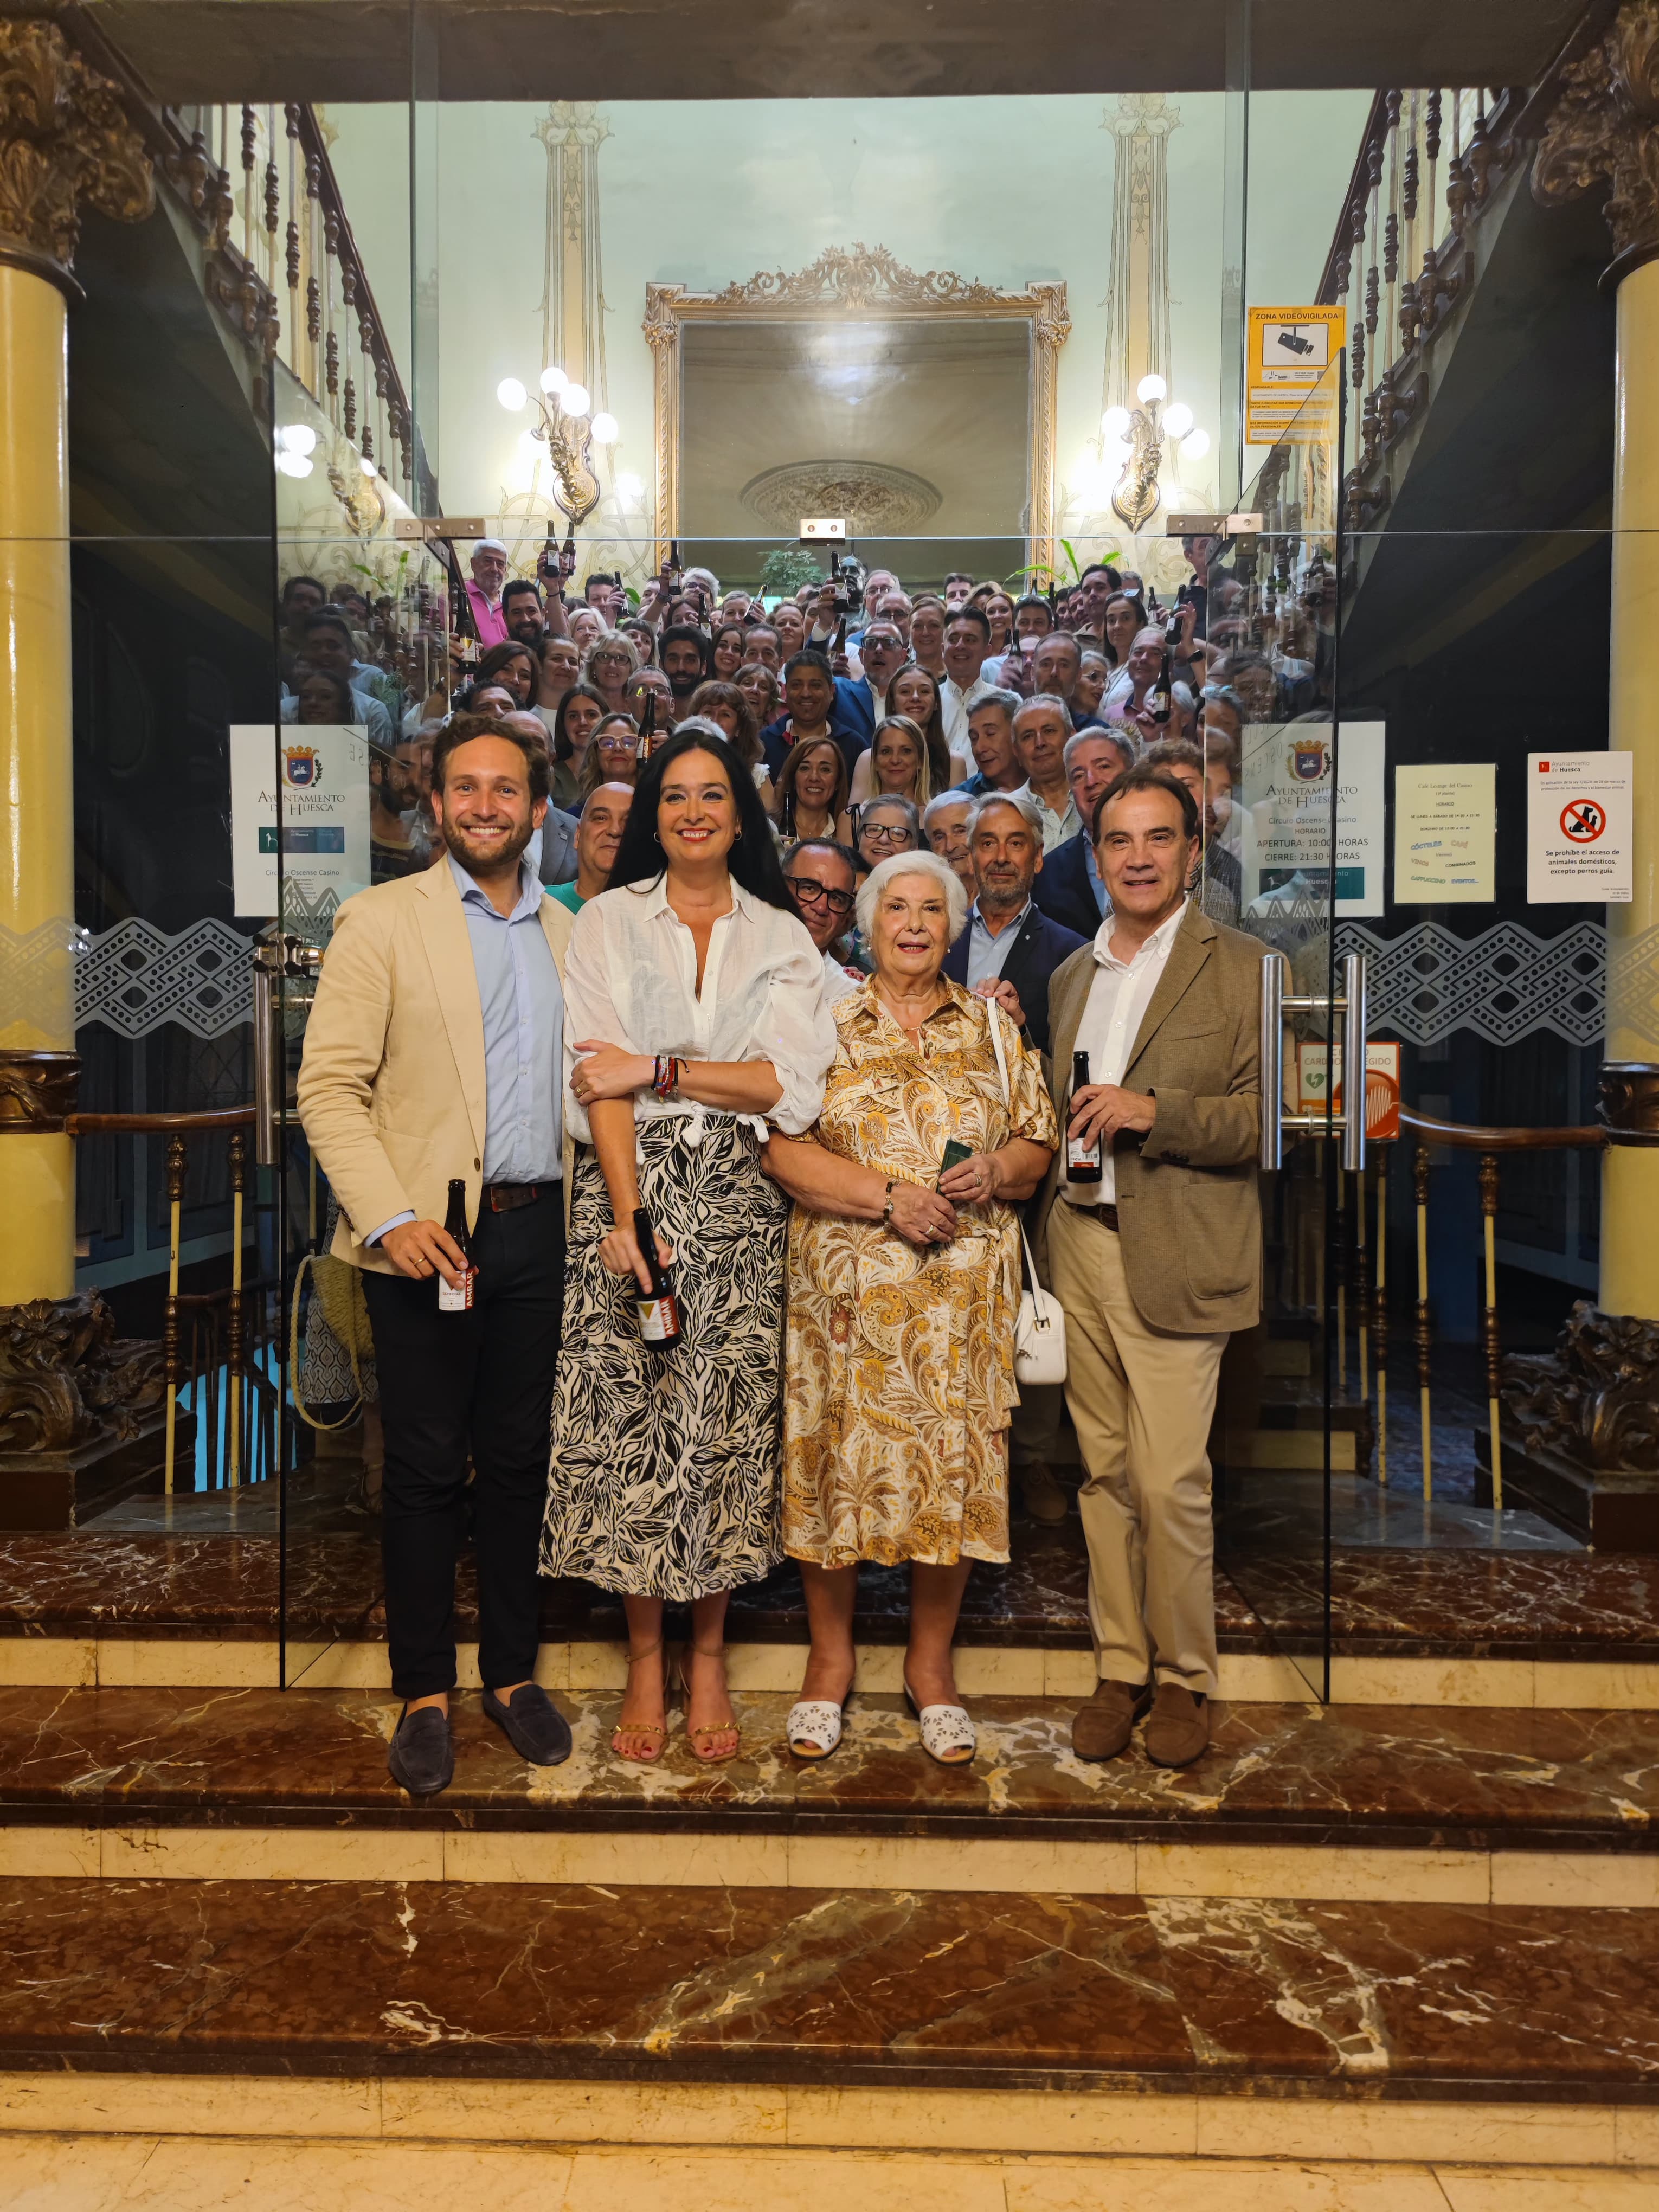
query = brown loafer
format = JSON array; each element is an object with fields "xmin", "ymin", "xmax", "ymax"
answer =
[
  {"xmin": 1143, "ymin": 1683, "xmax": 1210, "ymax": 1769},
  {"xmin": 1071, "ymin": 1677, "xmax": 1153, "ymax": 1762}
]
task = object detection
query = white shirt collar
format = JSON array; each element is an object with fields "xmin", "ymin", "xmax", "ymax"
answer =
[
  {"xmin": 1091, "ymin": 896, "xmax": 1188, "ymax": 969},
  {"xmin": 625, "ymin": 869, "xmax": 757, "ymax": 925}
]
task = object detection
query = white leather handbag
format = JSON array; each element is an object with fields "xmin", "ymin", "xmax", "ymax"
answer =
[{"xmin": 985, "ymin": 1004, "xmax": 1068, "ymax": 1386}]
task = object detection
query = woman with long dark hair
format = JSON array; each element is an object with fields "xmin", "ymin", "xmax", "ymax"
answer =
[
  {"xmin": 552, "ymin": 681, "xmax": 607, "ymax": 796},
  {"xmin": 472, "ymin": 640, "xmax": 540, "ymax": 709},
  {"xmin": 709, "ymin": 620, "xmax": 747, "ymax": 683},
  {"xmin": 543, "ymin": 721, "xmax": 836, "ymax": 1767},
  {"xmin": 774, "ymin": 735, "xmax": 848, "ymax": 844}
]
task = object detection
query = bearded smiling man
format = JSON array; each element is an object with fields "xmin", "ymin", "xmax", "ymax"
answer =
[{"xmin": 298, "ymin": 712, "xmax": 577, "ymax": 1802}]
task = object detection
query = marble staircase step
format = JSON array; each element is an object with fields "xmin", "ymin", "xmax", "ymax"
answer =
[
  {"xmin": 3, "ymin": 1871, "xmax": 1658, "ymax": 2117},
  {"xmin": 0, "ymin": 1685, "xmax": 1652, "ymax": 1907}
]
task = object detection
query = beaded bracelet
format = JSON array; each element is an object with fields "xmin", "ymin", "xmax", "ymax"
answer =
[{"xmin": 653, "ymin": 1056, "xmax": 683, "ymax": 1101}]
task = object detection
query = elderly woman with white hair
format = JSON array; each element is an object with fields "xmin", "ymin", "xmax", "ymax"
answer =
[{"xmin": 763, "ymin": 850, "xmax": 1058, "ymax": 1766}]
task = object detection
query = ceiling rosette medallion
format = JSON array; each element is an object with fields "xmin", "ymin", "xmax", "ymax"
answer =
[{"xmin": 740, "ymin": 460, "xmax": 942, "ymax": 537}]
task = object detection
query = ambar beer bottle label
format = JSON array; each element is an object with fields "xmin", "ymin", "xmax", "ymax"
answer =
[{"xmin": 635, "ymin": 1290, "xmax": 681, "ymax": 1344}]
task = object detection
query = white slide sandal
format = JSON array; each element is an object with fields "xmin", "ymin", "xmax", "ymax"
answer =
[
  {"xmin": 786, "ymin": 1698, "xmax": 847, "ymax": 1760},
  {"xmin": 903, "ymin": 1681, "xmax": 976, "ymax": 1765}
]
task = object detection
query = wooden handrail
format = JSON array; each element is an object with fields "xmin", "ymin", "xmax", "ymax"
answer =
[
  {"xmin": 1397, "ymin": 1106, "xmax": 1605, "ymax": 1152},
  {"xmin": 66, "ymin": 1108, "xmax": 255, "ymax": 1135}
]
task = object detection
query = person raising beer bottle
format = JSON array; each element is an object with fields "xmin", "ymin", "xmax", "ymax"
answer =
[{"xmin": 542, "ymin": 718, "xmax": 837, "ymax": 1766}]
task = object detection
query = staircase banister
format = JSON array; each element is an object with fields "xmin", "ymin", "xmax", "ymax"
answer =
[{"xmin": 1396, "ymin": 1105, "xmax": 1606, "ymax": 1152}]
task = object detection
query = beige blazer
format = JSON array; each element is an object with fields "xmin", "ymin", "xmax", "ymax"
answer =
[
  {"xmin": 1032, "ymin": 901, "xmax": 1262, "ymax": 1335},
  {"xmin": 295, "ymin": 860, "xmax": 576, "ymax": 1275}
]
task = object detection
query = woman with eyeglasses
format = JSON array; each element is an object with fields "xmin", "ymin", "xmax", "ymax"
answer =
[
  {"xmin": 774, "ymin": 736, "xmax": 848, "ymax": 845},
  {"xmin": 735, "ymin": 660, "xmax": 781, "ymax": 735},
  {"xmin": 576, "ymin": 712, "xmax": 641, "ymax": 807},
  {"xmin": 584, "ymin": 633, "xmax": 641, "ymax": 716},
  {"xmin": 845, "ymin": 794, "xmax": 923, "ymax": 915},
  {"xmin": 763, "ymin": 850, "xmax": 1057, "ymax": 1767}
]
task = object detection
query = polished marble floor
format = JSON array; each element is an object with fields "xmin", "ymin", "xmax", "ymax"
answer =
[
  {"xmin": 0, "ymin": 1684, "xmax": 1651, "ymax": 1854},
  {"xmin": 4, "ymin": 1873, "xmax": 1659, "ymax": 2096},
  {"xmin": 0, "ymin": 2135, "xmax": 1651, "ymax": 2212},
  {"xmin": 0, "ymin": 1519, "xmax": 1651, "ymax": 1661}
]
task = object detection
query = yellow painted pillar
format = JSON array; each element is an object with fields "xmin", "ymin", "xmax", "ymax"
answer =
[
  {"xmin": 1602, "ymin": 254, "xmax": 1659, "ymax": 1321},
  {"xmin": 0, "ymin": 262, "xmax": 75, "ymax": 1304},
  {"xmin": 0, "ymin": 16, "xmax": 153, "ymax": 1307}
]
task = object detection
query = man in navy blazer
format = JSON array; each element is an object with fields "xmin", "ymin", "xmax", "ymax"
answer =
[
  {"xmin": 829, "ymin": 619, "xmax": 908, "ymax": 764},
  {"xmin": 942, "ymin": 790, "xmax": 1086, "ymax": 1058},
  {"xmin": 1031, "ymin": 728, "xmax": 1135, "ymax": 940}
]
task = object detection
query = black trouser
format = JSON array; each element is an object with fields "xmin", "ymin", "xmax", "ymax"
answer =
[{"xmin": 362, "ymin": 1193, "xmax": 564, "ymax": 1700}]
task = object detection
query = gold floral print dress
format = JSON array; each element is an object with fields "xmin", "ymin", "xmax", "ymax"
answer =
[{"xmin": 781, "ymin": 978, "xmax": 1059, "ymax": 1569}]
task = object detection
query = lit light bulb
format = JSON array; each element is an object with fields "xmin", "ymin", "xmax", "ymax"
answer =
[
  {"xmin": 1136, "ymin": 373, "xmax": 1167, "ymax": 404},
  {"xmin": 276, "ymin": 424, "xmax": 318, "ymax": 457},
  {"xmin": 274, "ymin": 451, "xmax": 313, "ymax": 479},
  {"xmin": 497, "ymin": 377, "xmax": 528, "ymax": 411},
  {"xmin": 359, "ymin": 455, "xmax": 376, "ymax": 477},
  {"xmin": 1101, "ymin": 405, "xmax": 1131, "ymax": 441},
  {"xmin": 1181, "ymin": 428, "xmax": 1211, "ymax": 462},
  {"xmin": 1163, "ymin": 402, "xmax": 1194, "ymax": 440},
  {"xmin": 589, "ymin": 411, "xmax": 619, "ymax": 444},
  {"xmin": 561, "ymin": 383, "xmax": 590, "ymax": 419},
  {"xmin": 539, "ymin": 365, "xmax": 568, "ymax": 394}
]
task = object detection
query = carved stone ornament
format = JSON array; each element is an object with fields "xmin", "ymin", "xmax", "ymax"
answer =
[
  {"xmin": 1533, "ymin": 0, "xmax": 1659, "ymax": 280},
  {"xmin": 0, "ymin": 17, "xmax": 154, "ymax": 286},
  {"xmin": 740, "ymin": 459, "xmax": 942, "ymax": 537},
  {"xmin": 0, "ymin": 1048, "xmax": 80, "ymax": 1134},
  {"xmin": 1503, "ymin": 1300, "xmax": 1659, "ymax": 1472},
  {"xmin": 0, "ymin": 1292, "xmax": 164, "ymax": 1457},
  {"xmin": 1599, "ymin": 1059, "xmax": 1659, "ymax": 1143}
]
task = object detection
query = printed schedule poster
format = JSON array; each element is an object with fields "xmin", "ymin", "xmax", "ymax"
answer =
[
  {"xmin": 1527, "ymin": 752, "xmax": 1632, "ymax": 903},
  {"xmin": 1238, "ymin": 720, "xmax": 1385, "ymax": 918},
  {"xmin": 1393, "ymin": 762, "xmax": 1495, "ymax": 904},
  {"xmin": 230, "ymin": 724, "xmax": 370, "ymax": 918}
]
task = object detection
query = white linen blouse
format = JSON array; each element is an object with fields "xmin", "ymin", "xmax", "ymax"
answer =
[{"xmin": 562, "ymin": 871, "xmax": 838, "ymax": 1143}]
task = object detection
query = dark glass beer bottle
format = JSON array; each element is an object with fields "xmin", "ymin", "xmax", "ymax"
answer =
[
  {"xmin": 436, "ymin": 1178, "xmax": 475, "ymax": 1311},
  {"xmin": 1147, "ymin": 647, "xmax": 1173, "ymax": 726},
  {"xmin": 632, "ymin": 1205, "xmax": 682, "ymax": 1348},
  {"xmin": 1066, "ymin": 1051, "xmax": 1103, "ymax": 1184}
]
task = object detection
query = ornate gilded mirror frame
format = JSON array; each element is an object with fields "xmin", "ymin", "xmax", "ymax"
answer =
[{"xmin": 643, "ymin": 245, "xmax": 1070, "ymax": 574}]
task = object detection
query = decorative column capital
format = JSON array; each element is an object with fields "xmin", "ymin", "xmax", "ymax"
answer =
[
  {"xmin": 1533, "ymin": 0, "xmax": 1659, "ymax": 284},
  {"xmin": 0, "ymin": 15, "xmax": 154, "ymax": 295}
]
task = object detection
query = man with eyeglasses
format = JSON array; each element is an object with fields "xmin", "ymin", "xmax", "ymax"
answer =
[{"xmin": 782, "ymin": 839, "xmax": 863, "ymax": 1004}]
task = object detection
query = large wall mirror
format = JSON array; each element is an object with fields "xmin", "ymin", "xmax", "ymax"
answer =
[{"xmin": 645, "ymin": 247, "xmax": 1069, "ymax": 580}]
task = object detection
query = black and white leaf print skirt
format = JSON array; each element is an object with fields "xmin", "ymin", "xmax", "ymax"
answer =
[{"xmin": 541, "ymin": 1114, "xmax": 789, "ymax": 1600}]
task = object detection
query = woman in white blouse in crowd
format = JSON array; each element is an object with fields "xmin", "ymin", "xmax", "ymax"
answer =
[{"xmin": 542, "ymin": 720, "xmax": 837, "ymax": 1766}]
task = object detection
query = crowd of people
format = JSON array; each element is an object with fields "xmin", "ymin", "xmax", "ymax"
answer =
[{"xmin": 292, "ymin": 538, "xmax": 1270, "ymax": 1799}]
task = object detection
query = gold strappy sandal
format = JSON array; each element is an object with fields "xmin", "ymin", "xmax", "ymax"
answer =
[
  {"xmin": 610, "ymin": 1639, "xmax": 668, "ymax": 1764},
  {"xmin": 676, "ymin": 1643, "xmax": 741, "ymax": 1765}
]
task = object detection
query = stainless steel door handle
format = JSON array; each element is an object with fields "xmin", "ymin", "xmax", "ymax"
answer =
[{"xmin": 1258, "ymin": 948, "xmax": 1368, "ymax": 1172}]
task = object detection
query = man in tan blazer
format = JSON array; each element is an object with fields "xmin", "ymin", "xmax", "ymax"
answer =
[
  {"xmin": 1034, "ymin": 764, "xmax": 1261, "ymax": 1769},
  {"xmin": 298, "ymin": 715, "xmax": 575, "ymax": 1798}
]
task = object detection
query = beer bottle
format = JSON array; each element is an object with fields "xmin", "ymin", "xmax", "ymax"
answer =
[
  {"xmin": 1066, "ymin": 1051, "xmax": 1103, "ymax": 1184},
  {"xmin": 632, "ymin": 1204, "xmax": 682, "ymax": 1349},
  {"xmin": 436, "ymin": 1178, "xmax": 475, "ymax": 1311}
]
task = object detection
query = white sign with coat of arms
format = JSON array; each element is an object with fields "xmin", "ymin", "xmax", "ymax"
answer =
[
  {"xmin": 1237, "ymin": 721, "xmax": 1385, "ymax": 918},
  {"xmin": 229, "ymin": 724, "xmax": 371, "ymax": 918}
]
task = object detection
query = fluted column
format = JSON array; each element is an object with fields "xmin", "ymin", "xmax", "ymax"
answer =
[
  {"xmin": 1535, "ymin": 1, "xmax": 1659, "ymax": 1321},
  {"xmin": 0, "ymin": 17, "xmax": 152, "ymax": 1303}
]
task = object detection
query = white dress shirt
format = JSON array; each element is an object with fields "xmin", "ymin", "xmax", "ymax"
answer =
[
  {"xmin": 1013, "ymin": 779, "xmax": 1082, "ymax": 853},
  {"xmin": 562, "ymin": 873, "xmax": 837, "ymax": 1143},
  {"xmin": 1063, "ymin": 898, "xmax": 1188, "ymax": 1207},
  {"xmin": 941, "ymin": 672, "xmax": 994, "ymax": 752}
]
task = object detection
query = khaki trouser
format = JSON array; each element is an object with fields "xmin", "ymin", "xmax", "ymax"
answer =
[{"xmin": 1049, "ymin": 1198, "xmax": 1227, "ymax": 1695}]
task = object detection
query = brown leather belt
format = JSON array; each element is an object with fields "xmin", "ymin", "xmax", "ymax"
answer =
[
  {"xmin": 1076, "ymin": 1200, "xmax": 1121, "ymax": 1232},
  {"xmin": 484, "ymin": 1182, "xmax": 543, "ymax": 1212}
]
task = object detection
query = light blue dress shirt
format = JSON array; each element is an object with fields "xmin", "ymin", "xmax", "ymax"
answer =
[
  {"xmin": 1084, "ymin": 837, "xmax": 1110, "ymax": 918},
  {"xmin": 364, "ymin": 855, "xmax": 564, "ymax": 1245},
  {"xmin": 965, "ymin": 897, "xmax": 1032, "ymax": 988}
]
